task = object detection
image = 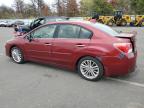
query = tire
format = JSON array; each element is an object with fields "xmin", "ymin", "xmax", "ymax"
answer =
[
  {"xmin": 140, "ymin": 19, "xmax": 144, "ymax": 27},
  {"xmin": 77, "ymin": 56, "xmax": 104, "ymax": 81},
  {"xmin": 120, "ymin": 19, "xmax": 127, "ymax": 26},
  {"xmin": 116, "ymin": 20, "xmax": 121, "ymax": 26},
  {"xmin": 11, "ymin": 47, "xmax": 24, "ymax": 64},
  {"xmin": 97, "ymin": 19, "xmax": 104, "ymax": 24},
  {"xmin": 107, "ymin": 20, "xmax": 114, "ymax": 26}
]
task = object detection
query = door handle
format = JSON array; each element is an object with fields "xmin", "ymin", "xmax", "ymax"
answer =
[
  {"xmin": 45, "ymin": 43, "xmax": 52, "ymax": 46},
  {"xmin": 76, "ymin": 44, "xmax": 85, "ymax": 47}
]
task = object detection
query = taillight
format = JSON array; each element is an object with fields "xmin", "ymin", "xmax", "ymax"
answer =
[{"xmin": 113, "ymin": 43, "xmax": 132, "ymax": 54}]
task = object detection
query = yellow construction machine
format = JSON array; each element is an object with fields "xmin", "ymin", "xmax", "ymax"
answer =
[{"xmin": 130, "ymin": 15, "xmax": 144, "ymax": 26}]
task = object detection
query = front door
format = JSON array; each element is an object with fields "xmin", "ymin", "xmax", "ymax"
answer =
[{"xmin": 24, "ymin": 24, "xmax": 57, "ymax": 62}]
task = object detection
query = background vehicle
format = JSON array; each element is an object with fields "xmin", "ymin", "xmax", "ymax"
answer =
[
  {"xmin": 68, "ymin": 17, "xmax": 84, "ymax": 21},
  {"xmin": 10, "ymin": 20, "xmax": 25, "ymax": 27},
  {"xmin": 111, "ymin": 10, "xmax": 131, "ymax": 26},
  {"xmin": 130, "ymin": 15, "xmax": 144, "ymax": 26},
  {"xmin": 113, "ymin": 10, "xmax": 126, "ymax": 26},
  {"xmin": 86, "ymin": 12, "xmax": 105, "ymax": 23},
  {"xmin": 88, "ymin": 10, "xmax": 131, "ymax": 26},
  {"xmin": 15, "ymin": 16, "xmax": 69, "ymax": 34},
  {"xmin": 102, "ymin": 16, "xmax": 114, "ymax": 26},
  {"xmin": 6, "ymin": 20, "xmax": 16, "ymax": 27},
  {"xmin": 0, "ymin": 21, "xmax": 8, "ymax": 27},
  {"xmin": 5, "ymin": 21, "xmax": 137, "ymax": 81}
]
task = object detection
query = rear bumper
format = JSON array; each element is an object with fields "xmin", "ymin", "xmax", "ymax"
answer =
[{"xmin": 101, "ymin": 53, "xmax": 137, "ymax": 77}]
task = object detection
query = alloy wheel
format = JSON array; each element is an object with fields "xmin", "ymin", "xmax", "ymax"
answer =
[
  {"xmin": 80, "ymin": 60, "xmax": 100, "ymax": 79},
  {"xmin": 11, "ymin": 47, "xmax": 23, "ymax": 63}
]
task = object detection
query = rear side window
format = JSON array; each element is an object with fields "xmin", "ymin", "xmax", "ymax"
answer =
[
  {"xmin": 57, "ymin": 25, "xmax": 80, "ymax": 39},
  {"xmin": 79, "ymin": 28, "xmax": 92, "ymax": 39}
]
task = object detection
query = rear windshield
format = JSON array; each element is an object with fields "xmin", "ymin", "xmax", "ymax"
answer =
[{"xmin": 88, "ymin": 22, "xmax": 119, "ymax": 36}]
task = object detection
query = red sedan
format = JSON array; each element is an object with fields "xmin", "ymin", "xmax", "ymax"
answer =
[{"xmin": 5, "ymin": 21, "xmax": 137, "ymax": 81}]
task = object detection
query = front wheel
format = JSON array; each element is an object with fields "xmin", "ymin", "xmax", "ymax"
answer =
[
  {"xmin": 11, "ymin": 47, "xmax": 24, "ymax": 64},
  {"xmin": 77, "ymin": 57, "xmax": 104, "ymax": 81}
]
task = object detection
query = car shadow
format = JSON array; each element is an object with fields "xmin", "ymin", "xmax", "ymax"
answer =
[
  {"xmin": 25, "ymin": 61, "xmax": 77, "ymax": 74},
  {"xmin": 7, "ymin": 59, "xmax": 140, "ymax": 82}
]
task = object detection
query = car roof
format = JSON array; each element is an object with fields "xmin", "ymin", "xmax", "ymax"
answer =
[
  {"xmin": 37, "ymin": 16, "xmax": 69, "ymax": 19},
  {"xmin": 43, "ymin": 21, "xmax": 94, "ymax": 26}
]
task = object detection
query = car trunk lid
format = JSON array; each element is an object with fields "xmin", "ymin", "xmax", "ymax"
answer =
[{"xmin": 115, "ymin": 32, "xmax": 136, "ymax": 53}]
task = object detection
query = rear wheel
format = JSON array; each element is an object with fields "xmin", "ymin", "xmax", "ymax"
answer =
[
  {"xmin": 141, "ymin": 19, "xmax": 144, "ymax": 26},
  {"xmin": 107, "ymin": 20, "xmax": 114, "ymax": 26},
  {"xmin": 121, "ymin": 19, "xmax": 127, "ymax": 26},
  {"xmin": 116, "ymin": 20, "xmax": 121, "ymax": 26},
  {"xmin": 97, "ymin": 19, "xmax": 104, "ymax": 24},
  {"xmin": 77, "ymin": 57, "xmax": 104, "ymax": 81},
  {"xmin": 11, "ymin": 47, "xmax": 24, "ymax": 64}
]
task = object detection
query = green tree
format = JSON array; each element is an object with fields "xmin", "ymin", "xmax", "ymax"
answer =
[
  {"xmin": 54, "ymin": 0, "xmax": 78, "ymax": 16},
  {"xmin": 93, "ymin": 0, "xmax": 113, "ymax": 15},
  {"xmin": 80, "ymin": 0, "xmax": 114, "ymax": 16},
  {"xmin": 66, "ymin": 0, "xmax": 79, "ymax": 16},
  {"xmin": 114, "ymin": 0, "xmax": 131, "ymax": 14},
  {"xmin": 0, "ymin": 5, "xmax": 15, "ymax": 18},
  {"xmin": 54, "ymin": 0, "xmax": 67, "ymax": 16},
  {"xmin": 80, "ymin": 0, "xmax": 94, "ymax": 16},
  {"xmin": 131, "ymin": 0, "xmax": 144, "ymax": 14},
  {"xmin": 23, "ymin": 4, "xmax": 38, "ymax": 18}
]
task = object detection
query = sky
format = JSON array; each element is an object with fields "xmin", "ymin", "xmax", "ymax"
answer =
[{"xmin": 0, "ymin": 0, "xmax": 55, "ymax": 7}]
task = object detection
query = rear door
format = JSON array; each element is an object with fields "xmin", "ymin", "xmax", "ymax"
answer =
[
  {"xmin": 24, "ymin": 24, "xmax": 57, "ymax": 61},
  {"xmin": 51, "ymin": 24, "xmax": 92, "ymax": 66}
]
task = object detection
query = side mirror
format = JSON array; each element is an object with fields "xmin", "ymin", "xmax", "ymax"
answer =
[{"xmin": 27, "ymin": 34, "xmax": 33, "ymax": 42}]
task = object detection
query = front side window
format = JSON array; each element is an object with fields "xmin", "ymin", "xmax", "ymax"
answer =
[
  {"xmin": 32, "ymin": 25, "xmax": 57, "ymax": 38},
  {"xmin": 57, "ymin": 24, "xmax": 80, "ymax": 39}
]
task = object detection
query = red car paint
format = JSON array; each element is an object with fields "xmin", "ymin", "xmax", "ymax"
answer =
[{"xmin": 5, "ymin": 21, "xmax": 137, "ymax": 77}]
